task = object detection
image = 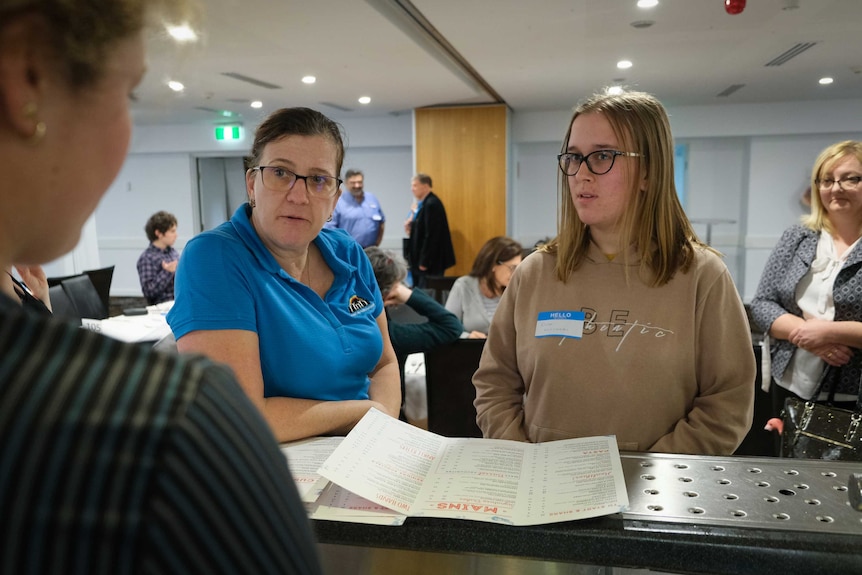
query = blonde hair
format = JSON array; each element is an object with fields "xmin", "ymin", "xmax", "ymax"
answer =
[
  {"xmin": 802, "ymin": 140, "xmax": 862, "ymax": 234},
  {"xmin": 544, "ymin": 90, "xmax": 709, "ymax": 287}
]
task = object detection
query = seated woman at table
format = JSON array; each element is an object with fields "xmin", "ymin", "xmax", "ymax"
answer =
[
  {"xmin": 445, "ymin": 236, "xmax": 522, "ymax": 338},
  {"xmin": 167, "ymin": 107, "xmax": 401, "ymax": 442},
  {"xmin": 473, "ymin": 90, "xmax": 754, "ymax": 455}
]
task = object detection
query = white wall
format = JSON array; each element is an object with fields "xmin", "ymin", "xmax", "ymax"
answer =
[
  {"xmin": 95, "ymin": 153, "xmax": 196, "ymax": 295},
  {"xmin": 54, "ymin": 98, "xmax": 862, "ymax": 300}
]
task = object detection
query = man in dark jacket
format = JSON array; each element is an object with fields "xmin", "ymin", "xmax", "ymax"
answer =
[{"xmin": 404, "ymin": 173, "xmax": 456, "ymax": 288}]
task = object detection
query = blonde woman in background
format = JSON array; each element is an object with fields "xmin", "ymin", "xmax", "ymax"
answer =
[{"xmin": 751, "ymin": 141, "xmax": 862, "ymax": 423}]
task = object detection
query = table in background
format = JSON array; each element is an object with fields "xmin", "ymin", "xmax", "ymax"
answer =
[{"xmin": 81, "ymin": 301, "xmax": 173, "ymax": 344}]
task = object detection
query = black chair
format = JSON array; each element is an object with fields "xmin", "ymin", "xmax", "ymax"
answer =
[
  {"xmin": 425, "ymin": 339, "xmax": 485, "ymax": 438},
  {"xmin": 47, "ymin": 284, "xmax": 79, "ymax": 322},
  {"xmin": 58, "ymin": 275, "xmax": 108, "ymax": 319},
  {"xmin": 48, "ymin": 265, "xmax": 114, "ymax": 316},
  {"xmin": 424, "ymin": 275, "xmax": 459, "ymax": 306}
]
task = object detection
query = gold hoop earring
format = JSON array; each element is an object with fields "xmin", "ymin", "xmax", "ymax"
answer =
[
  {"xmin": 23, "ymin": 102, "xmax": 46, "ymax": 145},
  {"xmin": 29, "ymin": 121, "xmax": 47, "ymax": 145}
]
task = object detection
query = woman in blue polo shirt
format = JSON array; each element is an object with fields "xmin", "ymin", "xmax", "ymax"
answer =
[{"xmin": 167, "ymin": 108, "xmax": 401, "ymax": 442}]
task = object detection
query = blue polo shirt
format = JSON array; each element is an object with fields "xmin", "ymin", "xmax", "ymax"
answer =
[
  {"xmin": 167, "ymin": 204, "xmax": 383, "ymax": 401},
  {"xmin": 324, "ymin": 191, "xmax": 385, "ymax": 248}
]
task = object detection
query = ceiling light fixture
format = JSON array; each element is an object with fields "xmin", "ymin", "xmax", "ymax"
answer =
[
  {"xmin": 167, "ymin": 80, "xmax": 184, "ymax": 92},
  {"xmin": 617, "ymin": 60, "xmax": 633, "ymax": 70},
  {"xmin": 302, "ymin": 76, "xmax": 317, "ymax": 84},
  {"xmin": 607, "ymin": 86, "xmax": 624, "ymax": 96},
  {"xmin": 166, "ymin": 24, "xmax": 197, "ymax": 42},
  {"xmin": 819, "ymin": 77, "xmax": 834, "ymax": 85},
  {"xmin": 637, "ymin": 0, "xmax": 659, "ymax": 8},
  {"xmin": 250, "ymin": 101, "xmax": 263, "ymax": 109},
  {"xmin": 358, "ymin": 96, "xmax": 371, "ymax": 105}
]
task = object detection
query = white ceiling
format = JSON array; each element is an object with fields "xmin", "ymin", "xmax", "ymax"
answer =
[{"xmin": 133, "ymin": 0, "xmax": 862, "ymax": 127}]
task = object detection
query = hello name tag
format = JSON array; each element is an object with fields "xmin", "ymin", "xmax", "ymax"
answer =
[{"xmin": 535, "ymin": 310, "xmax": 585, "ymax": 339}]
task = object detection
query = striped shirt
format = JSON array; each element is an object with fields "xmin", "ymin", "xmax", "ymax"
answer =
[{"xmin": 0, "ymin": 296, "xmax": 321, "ymax": 574}]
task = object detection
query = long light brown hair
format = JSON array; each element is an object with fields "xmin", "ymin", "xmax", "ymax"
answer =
[{"xmin": 543, "ymin": 90, "xmax": 709, "ymax": 287}]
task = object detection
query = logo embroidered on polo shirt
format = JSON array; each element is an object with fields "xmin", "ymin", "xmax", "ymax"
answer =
[{"xmin": 348, "ymin": 295, "xmax": 371, "ymax": 314}]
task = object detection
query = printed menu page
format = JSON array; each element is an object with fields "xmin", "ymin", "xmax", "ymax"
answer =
[
  {"xmin": 282, "ymin": 436, "xmax": 406, "ymax": 525},
  {"xmin": 317, "ymin": 408, "xmax": 628, "ymax": 526}
]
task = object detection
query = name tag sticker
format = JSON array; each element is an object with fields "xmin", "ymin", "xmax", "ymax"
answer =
[
  {"xmin": 372, "ymin": 214, "xmax": 383, "ymax": 221},
  {"xmin": 535, "ymin": 310, "xmax": 585, "ymax": 339}
]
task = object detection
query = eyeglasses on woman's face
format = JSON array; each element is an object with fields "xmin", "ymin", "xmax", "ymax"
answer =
[
  {"xmin": 496, "ymin": 259, "xmax": 520, "ymax": 274},
  {"xmin": 557, "ymin": 149, "xmax": 643, "ymax": 176},
  {"xmin": 816, "ymin": 175, "xmax": 862, "ymax": 192},
  {"xmin": 253, "ymin": 165, "xmax": 342, "ymax": 198}
]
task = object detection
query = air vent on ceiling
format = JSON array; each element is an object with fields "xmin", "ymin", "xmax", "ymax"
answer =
[
  {"xmin": 319, "ymin": 101, "xmax": 353, "ymax": 112},
  {"xmin": 716, "ymin": 84, "xmax": 745, "ymax": 97},
  {"xmin": 194, "ymin": 106, "xmax": 222, "ymax": 113},
  {"xmin": 221, "ymin": 72, "xmax": 282, "ymax": 89},
  {"xmin": 765, "ymin": 42, "xmax": 817, "ymax": 67}
]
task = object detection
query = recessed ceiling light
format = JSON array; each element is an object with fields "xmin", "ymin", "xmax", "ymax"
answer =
[
  {"xmin": 358, "ymin": 96, "xmax": 371, "ymax": 105},
  {"xmin": 166, "ymin": 24, "xmax": 197, "ymax": 42},
  {"xmin": 607, "ymin": 86, "xmax": 624, "ymax": 95},
  {"xmin": 819, "ymin": 77, "xmax": 834, "ymax": 85},
  {"xmin": 302, "ymin": 76, "xmax": 316, "ymax": 84},
  {"xmin": 167, "ymin": 80, "xmax": 184, "ymax": 92},
  {"xmin": 637, "ymin": 0, "xmax": 659, "ymax": 8},
  {"xmin": 250, "ymin": 101, "xmax": 263, "ymax": 109},
  {"xmin": 617, "ymin": 60, "xmax": 633, "ymax": 70}
]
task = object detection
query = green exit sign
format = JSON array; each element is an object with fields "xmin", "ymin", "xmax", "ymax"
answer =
[{"xmin": 215, "ymin": 125, "xmax": 242, "ymax": 141}]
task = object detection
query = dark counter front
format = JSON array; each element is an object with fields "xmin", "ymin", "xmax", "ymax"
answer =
[{"xmin": 314, "ymin": 453, "xmax": 862, "ymax": 575}]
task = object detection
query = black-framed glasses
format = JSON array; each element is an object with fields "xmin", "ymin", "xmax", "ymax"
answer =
[
  {"xmin": 497, "ymin": 260, "xmax": 518, "ymax": 273},
  {"xmin": 557, "ymin": 150, "xmax": 643, "ymax": 176},
  {"xmin": 253, "ymin": 166, "xmax": 342, "ymax": 198},
  {"xmin": 816, "ymin": 175, "xmax": 862, "ymax": 191}
]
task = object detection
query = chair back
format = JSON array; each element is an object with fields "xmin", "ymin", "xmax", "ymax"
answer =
[
  {"xmin": 48, "ymin": 266, "xmax": 114, "ymax": 316},
  {"xmin": 425, "ymin": 339, "xmax": 485, "ymax": 438},
  {"xmin": 84, "ymin": 266, "xmax": 114, "ymax": 317},
  {"xmin": 424, "ymin": 275, "xmax": 459, "ymax": 306},
  {"xmin": 47, "ymin": 284, "xmax": 79, "ymax": 322},
  {"xmin": 59, "ymin": 275, "xmax": 108, "ymax": 319}
]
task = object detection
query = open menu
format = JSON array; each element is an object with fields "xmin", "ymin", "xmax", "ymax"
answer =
[
  {"xmin": 317, "ymin": 408, "xmax": 628, "ymax": 526},
  {"xmin": 282, "ymin": 437, "xmax": 405, "ymax": 526}
]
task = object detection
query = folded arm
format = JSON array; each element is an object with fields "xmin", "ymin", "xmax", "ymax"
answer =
[{"xmin": 177, "ymin": 328, "xmax": 397, "ymax": 442}]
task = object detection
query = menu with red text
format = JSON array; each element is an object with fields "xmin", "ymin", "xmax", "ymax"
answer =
[{"xmin": 317, "ymin": 408, "xmax": 628, "ymax": 526}]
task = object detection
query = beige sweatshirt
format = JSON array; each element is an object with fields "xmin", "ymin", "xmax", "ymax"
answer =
[{"xmin": 473, "ymin": 243, "xmax": 755, "ymax": 455}]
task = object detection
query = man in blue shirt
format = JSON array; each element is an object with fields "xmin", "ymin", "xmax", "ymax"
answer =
[{"xmin": 325, "ymin": 169, "xmax": 385, "ymax": 247}]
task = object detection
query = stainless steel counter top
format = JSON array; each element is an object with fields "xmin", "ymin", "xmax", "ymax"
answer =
[{"xmin": 315, "ymin": 452, "xmax": 862, "ymax": 574}]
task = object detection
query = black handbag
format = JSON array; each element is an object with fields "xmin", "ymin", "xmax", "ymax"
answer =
[{"xmin": 781, "ymin": 367, "xmax": 862, "ymax": 461}]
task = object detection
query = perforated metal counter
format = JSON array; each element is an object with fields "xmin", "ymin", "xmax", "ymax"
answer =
[{"xmin": 315, "ymin": 453, "xmax": 862, "ymax": 574}]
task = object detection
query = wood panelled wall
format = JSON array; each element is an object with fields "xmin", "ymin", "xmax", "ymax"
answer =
[{"xmin": 414, "ymin": 105, "xmax": 508, "ymax": 277}]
